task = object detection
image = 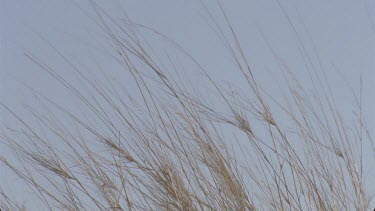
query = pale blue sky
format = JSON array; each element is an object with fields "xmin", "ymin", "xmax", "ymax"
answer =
[
  {"xmin": 2, "ymin": 0, "xmax": 374, "ymax": 116},
  {"xmin": 1, "ymin": 0, "xmax": 374, "ymax": 209}
]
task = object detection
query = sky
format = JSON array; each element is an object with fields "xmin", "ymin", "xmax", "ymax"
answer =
[{"xmin": 1, "ymin": 0, "xmax": 374, "ymax": 209}]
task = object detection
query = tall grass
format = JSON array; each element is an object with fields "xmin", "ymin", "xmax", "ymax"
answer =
[{"xmin": 1, "ymin": 2, "xmax": 373, "ymax": 211}]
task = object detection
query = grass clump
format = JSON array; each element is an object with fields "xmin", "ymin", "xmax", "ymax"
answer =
[{"xmin": 1, "ymin": 1, "xmax": 373, "ymax": 211}]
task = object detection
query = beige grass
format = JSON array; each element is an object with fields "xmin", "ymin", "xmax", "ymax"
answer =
[{"xmin": 1, "ymin": 2, "xmax": 373, "ymax": 211}]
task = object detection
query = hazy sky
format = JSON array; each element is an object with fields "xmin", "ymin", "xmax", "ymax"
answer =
[
  {"xmin": 2, "ymin": 0, "xmax": 374, "ymax": 116},
  {"xmin": 1, "ymin": 0, "xmax": 374, "ymax": 209}
]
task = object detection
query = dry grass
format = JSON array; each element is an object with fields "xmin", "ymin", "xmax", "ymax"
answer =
[{"xmin": 1, "ymin": 2, "xmax": 373, "ymax": 211}]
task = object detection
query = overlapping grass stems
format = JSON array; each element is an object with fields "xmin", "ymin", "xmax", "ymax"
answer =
[{"xmin": 1, "ymin": 2, "xmax": 373, "ymax": 211}]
